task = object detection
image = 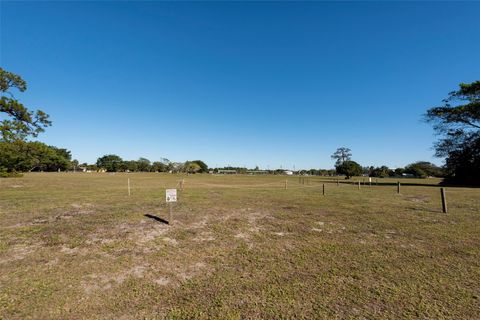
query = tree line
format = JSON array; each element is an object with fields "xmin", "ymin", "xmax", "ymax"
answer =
[
  {"xmin": 0, "ymin": 140, "xmax": 72, "ymax": 175},
  {"xmin": 0, "ymin": 141, "xmax": 444, "ymax": 178},
  {"xmin": 330, "ymin": 147, "xmax": 444, "ymax": 179},
  {"xmin": 1, "ymin": 68, "xmax": 478, "ymax": 184},
  {"xmin": 94, "ymin": 155, "xmax": 208, "ymax": 173}
]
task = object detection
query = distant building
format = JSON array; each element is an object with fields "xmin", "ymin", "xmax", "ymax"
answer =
[
  {"xmin": 217, "ymin": 169, "xmax": 237, "ymax": 174},
  {"xmin": 284, "ymin": 170, "xmax": 294, "ymax": 175},
  {"xmin": 246, "ymin": 170, "xmax": 268, "ymax": 175}
]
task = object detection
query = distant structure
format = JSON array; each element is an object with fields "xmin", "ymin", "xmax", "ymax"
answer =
[
  {"xmin": 284, "ymin": 170, "xmax": 294, "ymax": 175},
  {"xmin": 217, "ymin": 169, "xmax": 237, "ymax": 174},
  {"xmin": 246, "ymin": 170, "xmax": 268, "ymax": 175}
]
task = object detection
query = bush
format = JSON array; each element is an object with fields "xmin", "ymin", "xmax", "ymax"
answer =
[{"xmin": 0, "ymin": 170, "xmax": 23, "ymax": 178}]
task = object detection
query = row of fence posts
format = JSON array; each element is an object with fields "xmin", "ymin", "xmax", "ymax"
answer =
[
  {"xmin": 285, "ymin": 178, "xmax": 448, "ymax": 213},
  {"xmin": 126, "ymin": 178, "xmax": 185, "ymax": 197},
  {"xmin": 298, "ymin": 177, "xmax": 311, "ymax": 185},
  {"xmin": 128, "ymin": 176, "xmax": 448, "ymax": 214}
]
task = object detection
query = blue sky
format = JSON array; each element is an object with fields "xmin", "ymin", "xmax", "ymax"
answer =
[{"xmin": 1, "ymin": 1, "xmax": 479, "ymax": 169}]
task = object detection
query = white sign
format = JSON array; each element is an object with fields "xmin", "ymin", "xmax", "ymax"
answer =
[
  {"xmin": 166, "ymin": 189, "xmax": 177, "ymax": 202},
  {"xmin": 369, "ymin": 177, "xmax": 372, "ymax": 183}
]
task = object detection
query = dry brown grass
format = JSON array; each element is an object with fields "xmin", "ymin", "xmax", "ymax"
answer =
[{"xmin": 1, "ymin": 173, "xmax": 479, "ymax": 319}]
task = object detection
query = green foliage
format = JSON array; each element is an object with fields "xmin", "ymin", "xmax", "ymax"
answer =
[
  {"xmin": 190, "ymin": 160, "xmax": 208, "ymax": 173},
  {"xmin": 71, "ymin": 159, "xmax": 79, "ymax": 171},
  {"xmin": 0, "ymin": 68, "xmax": 51, "ymax": 141},
  {"xmin": 443, "ymin": 135, "xmax": 480, "ymax": 185},
  {"xmin": 183, "ymin": 161, "xmax": 202, "ymax": 173},
  {"xmin": 404, "ymin": 161, "xmax": 444, "ymax": 178},
  {"xmin": 306, "ymin": 169, "xmax": 336, "ymax": 176},
  {"xmin": 335, "ymin": 160, "xmax": 362, "ymax": 179},
  {"xmin": 369, "ymin": 166, "xmax": 392, "ymax": 178},
  {"xmin": 331, "ymin": 147, "xmax": 352, "ymax": 166},
  {"xmin": 96, "ymin": 154, "xmax": 123, "ymax": 172},
  {"xmin": 426, "ymin": 81, "xmax": 480, "ymax": 185},
  {"xmin": 0, "ymin": 141, "xmax": 71, "ymax": 172},
  {"xmin": 0, "ymin": 170, "xmax": 23, "ymax": 178},
  {"xmin": 136, "ymin": 157, "xmax": 151, "ymax": 172},
  {"xmin": 93, "ymin": 156, "xmax": 210, "ymax": 173},
  {"xmin": 151, "ymin": 161, "xmax": 167, "ymax": 172}
]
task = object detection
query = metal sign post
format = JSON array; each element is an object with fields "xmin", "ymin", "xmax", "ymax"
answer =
[{"xmin": 165, "ymin": 189, "xmax": 177, "ymax": 224}]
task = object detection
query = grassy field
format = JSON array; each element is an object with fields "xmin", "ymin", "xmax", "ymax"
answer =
[{"xmin": 1, "ymin": 173, "xmax": 479, "ymax": 319}]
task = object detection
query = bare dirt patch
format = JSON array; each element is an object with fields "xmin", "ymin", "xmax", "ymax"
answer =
[
  {"xmin": 405, "ymin": 195, "xmax": 430, "ymax": 203},
  {"xmin": 0, "ymin": 243, "xmax": 41, "ymax": 264}
]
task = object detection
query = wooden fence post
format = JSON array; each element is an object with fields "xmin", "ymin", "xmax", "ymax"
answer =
[
  {"xmin": 397, "ymin": 181, "xmax": 401, "ymax": 194},
  {"xmin": 323, "ymin": 183, "xmax": 325, "ymax": 196},
  {"xmin": 441, "ymin": 188, "xmax": 448, "ymax": 213}
]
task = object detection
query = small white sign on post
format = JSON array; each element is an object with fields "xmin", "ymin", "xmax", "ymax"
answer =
[
  {"xmin": 166, "ymin": 189, "xmax": 177, "ymax": 202},
  {"xmin": 165, "ymin": 189, "xmax": 177, "ymax": 224}
]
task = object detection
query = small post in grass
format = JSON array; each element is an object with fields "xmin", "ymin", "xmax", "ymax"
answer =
[
  {"xmin": 336, "ymin": 179, "xmax": 339, "ymax": 187},
  {"xmin": 358, "ymin": 180, "xmax": 361, "ymax": 190},
  {"xmin": 127, "ymin": 178, "xmax": 131, "ymax": 196},
  {"xmin": 397, "ymin": 181, "xmax": 401, "ymax": 194},
  {"xmin": 441, "ymin": 188, "xmax": 448, "ymax": 213},
  {"xmin": 166, "ymin": 188, "xmax": 177, "ymax": 224},
  {"xmin": 285, "ymin": 179, "xmax": 288, "ymax": 190},
  {"xmin": 322, "ymin": 183, "xmax": 325, "ymax": 196}
]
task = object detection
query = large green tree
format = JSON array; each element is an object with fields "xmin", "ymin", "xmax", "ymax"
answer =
[
  {"xmin": 191, "ymin": 160, "xmax": 208, "ymax": 173},
  {"xmin": 0, "ymin": 141, "xmax": 71, "ymax": 172},
  {"xmin": 425, "ymin": 81, "xmax": 480, "ymax": 185},
  {"xmin": 183, "ymin": 161, "xmax": 202, "ymax": 173},
  {"xmin": 369, "ymin": 166, "xmax": 391, "ymax": 178},
  {"xmin": 404, "ymin": 161, "xmax": 444, "ymax": 178},
  {"xmin": 331, "ymin": 147, "xmax": 352, "ymax": 166},
  {"xmin": 137, "ymin": 157, "xmax": 151, "ymax": 172},
  {"xmin": 336, "ymin": 160, "xmax": 362, "ymax": 179},
  {"xmin": 151, "ymin": 161, "xmax": 167, "ymax": 172},
  {"xmin": 0, "ymin": 68, "xmax": 51, "ymax": 141},
  {"xmin": 96, "ymin": 154, "xmax": 123, "ymax": 172}
]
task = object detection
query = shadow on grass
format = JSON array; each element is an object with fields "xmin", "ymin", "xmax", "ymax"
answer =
[
  {"xmin": 328, "ymin": 181, "xmax": 480, "ymax": 188},
  {"xmin": 144, "ymin": 214, "xmax": 169, "ymax": 225},
  {"xmin": 405, "ymin": 206, "xmax": 444, "ymax": 214}
]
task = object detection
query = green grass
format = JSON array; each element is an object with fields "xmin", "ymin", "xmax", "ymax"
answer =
[{"xmin": 1, "ymin": 173, "xmax": 479, "ymax": 319}]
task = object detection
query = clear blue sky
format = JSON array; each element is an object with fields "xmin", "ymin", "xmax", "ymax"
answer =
[{"xmin": 1, "ymin": 1, "xmax": 479, "ymax": 169}]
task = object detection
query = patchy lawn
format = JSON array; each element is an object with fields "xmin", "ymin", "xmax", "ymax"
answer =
[{"xmin": 1, "ymin": 173, "xmax": 479, "ymax": 319}]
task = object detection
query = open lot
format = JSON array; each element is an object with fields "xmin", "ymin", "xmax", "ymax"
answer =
[{"xmin": 1, "ymin": 173, "xmax": 479, "ymax": 319}]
